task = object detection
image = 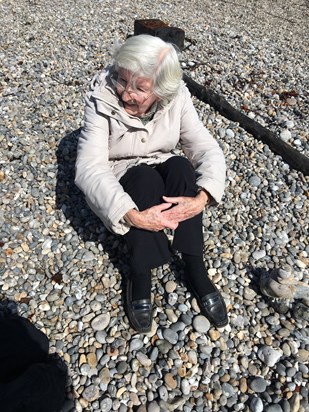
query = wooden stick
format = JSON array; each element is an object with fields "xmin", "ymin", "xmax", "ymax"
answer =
[{"xmin": 183, "ymin": 74, "xmax": 309, "ymax": 176}]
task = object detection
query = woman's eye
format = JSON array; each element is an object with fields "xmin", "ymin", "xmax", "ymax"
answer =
[{"xmin": 118, "ymin": 78, "xmax": 126, "ymax": 86}]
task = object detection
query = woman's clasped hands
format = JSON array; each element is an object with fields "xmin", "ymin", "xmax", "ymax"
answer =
[{"xmin": 124, "ymin": 191, "xmax": 209, "ymax": 232}]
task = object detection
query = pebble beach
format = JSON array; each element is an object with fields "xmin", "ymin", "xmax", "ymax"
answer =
[{"xmin": 1, "ymin": 0, "xmax": 309, "ymax": 411}]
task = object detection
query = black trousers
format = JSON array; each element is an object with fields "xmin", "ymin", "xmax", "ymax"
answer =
[{"xmin": 119, "ymin": 156, "xmax": 204, "ymax": 272}]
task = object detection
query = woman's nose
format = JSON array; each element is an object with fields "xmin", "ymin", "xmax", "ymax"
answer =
[{"xmin": 121, "ymin": 89, "xmax": 133, "ymax": 102}]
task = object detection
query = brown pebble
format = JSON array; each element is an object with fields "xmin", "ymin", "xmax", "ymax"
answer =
[
  {"xmin": 208, "ymin": 329, "xmax": 220, "ymax": 341},
  {"xmin": 220, "ymin": 374, "xmax": 230, "ymax": 383},
  {"xmin": 63, "ymin": 353, "xmax": 70, "ymax": 363},
  {"xmin": 87, "ymin": 352, "xmax": 97, "ymax": 368},
  {"xmin": 248, "ymin": 364, "xmax": 258, "ymax": 375},
  {"xmin": 286, "ymin": 97, "xmax": 297, "ymax": 106},
  {"xmin": 264, "ymin": 336, "xmax": 273, "ymax": 345},
  {"xmin": 239, "ymin": 377, "xmax": 248, "ymax": 393},
  {"xmin": 164, "ymin": 373, "xmax": 177, "ymax": 389},
  {"xmin": 286, "ymin": 391, "xmax": 293, "ymax": 400},
  {"xmin": 79, "ymin": 398, "xmax": 89, "ymax": 408},
  {"xmin": 237, "ymin": 330, "xmax": 246, "ymax": 340},
  {"xmin": 177, "ymin": 365, "xmax": 186, "ymax": 378},
  {"xmin": 297, "ymin": 349, "xmax": 309, "ymax": 362},
  {"xmin": 79, "ymin": 354, "xmax": 86, "ymax": 367}
]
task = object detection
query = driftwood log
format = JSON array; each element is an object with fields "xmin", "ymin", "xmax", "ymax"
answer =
[
  {"xmin": 184, "ymin": 74, "xmax": 309, "ymax": 176},
  {"xmin": 134, "ymin": 19, "xmax": 185, "ymax": 51}
]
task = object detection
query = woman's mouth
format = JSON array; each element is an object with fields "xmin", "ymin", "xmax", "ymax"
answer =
[{"xmin": 124, "ymin": 102, "xmax": 136, "ymax": 109}]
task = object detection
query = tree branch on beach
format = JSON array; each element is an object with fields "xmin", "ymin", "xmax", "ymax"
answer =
[{"xmin": 183, "ymin": 74, "xmax": 309, "ymax": 176}]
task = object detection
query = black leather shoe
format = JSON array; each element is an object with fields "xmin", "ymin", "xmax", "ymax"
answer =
[
  {"xmin": 125, "ymin": 278, "xmax": 152, "ymax": 333},
  {"xmin": 188, "ymin": 280, "xmax": 228, "ymax": 328}
]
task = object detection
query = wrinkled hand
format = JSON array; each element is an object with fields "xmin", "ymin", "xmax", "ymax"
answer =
[
  {"xmin": 124, "ymin": 202, "xmax": 179, "ymax": 232},
  {"xmin": 161, "ymin": 191, "xmax": 209, "ymax": 223}
]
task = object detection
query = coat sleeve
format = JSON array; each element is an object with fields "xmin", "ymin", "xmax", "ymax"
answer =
[
  {"xmin": 75, "ymin": 92, "xmax": 137, "ymax": 235},
  {"xmin": 179, "ymin": 88, "xmax": 226, "ymax": 204}
]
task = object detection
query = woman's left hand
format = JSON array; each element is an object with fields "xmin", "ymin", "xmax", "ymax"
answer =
[{"xmin": 161, "ymin": 191, "xmax": 209, "ymax": 224}]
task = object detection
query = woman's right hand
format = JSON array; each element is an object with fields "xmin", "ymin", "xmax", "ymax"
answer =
[{"xmin": 124, "ymin": 203, "xmax": 179, "ymax": 231}]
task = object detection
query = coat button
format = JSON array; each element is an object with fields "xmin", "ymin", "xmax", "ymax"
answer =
[
  {"xmin": 141, "ymin": 137, "xmax": 146, "ymax": 143},
  {"xmin": 111, "ymin": 110, "xmax": 116, "ymax": 115}
]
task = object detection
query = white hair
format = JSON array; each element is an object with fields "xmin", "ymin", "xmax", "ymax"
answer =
[{"xmin": 112, "ymin": 34, "xmax": 183, "ymax": 104}]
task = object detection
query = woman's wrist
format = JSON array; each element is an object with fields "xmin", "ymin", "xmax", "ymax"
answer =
[
  {"xmin": 196, "ymin": 187, "xmax": 211, "ymax": 206},
  {"xmin": 124, "ymin": 209, "xmax": 139, "ymax": 227}
]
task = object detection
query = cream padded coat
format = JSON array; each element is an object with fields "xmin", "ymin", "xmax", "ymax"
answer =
[{"xmin": 75, "ymin": 67, "xmax": 226, "ymax": 235}]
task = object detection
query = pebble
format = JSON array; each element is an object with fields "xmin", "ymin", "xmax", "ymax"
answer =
[
  {"xmin": 82, "ymin": 385, "xmax": 100, "ymax": 402},
  {"xmin": 250, "ymin": 377, "xmax": 268, "ymax": 393},
  {"xmin": 265, "ymin": 405, "xmax": 283, "ymax": 412},
  {"xmin": 239, "ymin": 378, "xmax": 248, "ymax": 393},
  {"xmin": 297, "ymin": 349, "xmax": 309, "ymax": 363},
  {"xmin": 244, "ymin": 287, "xmax": 257, "ymax": 300},
  {"xmin": 192, "ymin": 315, "xmax": 211, "ymax": 333},
  {"xmin": 136, "ymin": 352, "xmax": 152, "ymax": 368},
  {"xmin": 164, "ymin": 373, "xmax": 177, "ymax": 389},
  {"xmin": 226, "ymin": 129, "xmax": 235, "ymax": 138},
  {"xmin": 165, "ymin": 280, "xmax": 177, "ymax": 293},
  {"xmin": 100, "ymin": 398, "xmax": 113, "ymax": 412},
  {"xmin": 257, "ymin": 346, "xmax": 283, "ymax": 367},
  {"xmin": 249, "ymin": 176, "xmax": 261, "ymax": 187},
  {"xmin": 289, "ymin": 393, "xmax": 300, "ymax": 412},
  {"xmin": 250, "ymin": 396, "xmax": 264, "ymax": 412},
  {"xmin": 209, "ymin": 329, "xmax": 221, "ymax": 341},
  {"xmin": 148, "ymin": 401, "xmax": 160, "ymax": 412},
  {"xmin": 163, "ymin": 329, "xmax": 179, "ymax": 345},
  {"xmin": 252, "ymin": 250, "xmax": 266, "ymax": 260},
  {"xmin": 280, "ymin": 129, "xmax": 292, "ymax": 142},
  {"xmin": 1, "ymin": 2, "xmax": 308, "ymax": 412},
  {"xmin": 91, "ymin": 313, "xmax": 111, "ymax": 331},
  {"xmin": 129, "ymin": 339, "xmax": 144, "ymax": 352}
]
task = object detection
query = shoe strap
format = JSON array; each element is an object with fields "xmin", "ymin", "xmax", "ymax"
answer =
[{"xmin": 131, "ymin": 300, "xmax": 152, "ymax": 310}]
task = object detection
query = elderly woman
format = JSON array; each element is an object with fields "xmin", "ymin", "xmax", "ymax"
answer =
[{"xmin": 75, "ymin": 34, "xmax": 228, "ymax": 333}]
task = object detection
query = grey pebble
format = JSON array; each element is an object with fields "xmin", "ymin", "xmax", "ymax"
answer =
[
  {"xmin": 82, "ymin": 384, "xmax": 100, "ymax": 402},
  {"xmin": 222, "ymin": 383, "xmax": 235, "ymax": 398},
  {"xmin": 252, "ymin": 250, "xmax": 266, "ymax": 260},
  {"xmin": 158, "ymin": 385, "xmax": 168, "ymax": 401},
  {"xmin": 257, "ymin": 346, "xmax": 283, "ymax": 367},
  {"xmin": 148, "ymin": 401, "xmax": 160, "ymax": 412},
  {"xmin": 100, "ymin": 398, "xmax": 113, "ymax": 412},
  {"xmin": 265, "ymin": 405, "xmax": 283, "ymax": 412},
  {"xmin": 250, "ymin": 396, "xmax": 264, "ymax": 412},
  {"xmin": 91, "ymin": 313, "xmax": 111, "ymax": 331},
  {"xmin": 192, "ymin": 315, "xmax": 211, "ymax": 333},
  {"xmin": 163, "ymin": 328, "xmax": 179, "ymax": 344},
  {"xmin": 250, "ymin": 377, "xmax": 268, "ymax": 393},
  {"xmin": 249, "ymin": 175, "xmax": 261, "ymax": 187},
  {"xmin": 129, "ymin": 339, "xmax": 144, "ymax": 352}
]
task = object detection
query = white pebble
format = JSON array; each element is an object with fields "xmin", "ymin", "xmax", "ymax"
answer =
[{"xmin": 280, "ymin": 129, "xmax": 291, "ymax": 142}]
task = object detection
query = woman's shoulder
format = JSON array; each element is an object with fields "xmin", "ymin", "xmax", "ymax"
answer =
[
  {"xmin": 88, "ymin": 65, "xmax": 116, "ymax": 92},
  {"xmin": 172, "ymin": 81, "xmax": 192, "ymax": 102},
  {"xmin": 167, "ymin": 82, "xmax": 192, "ymax": 109}
]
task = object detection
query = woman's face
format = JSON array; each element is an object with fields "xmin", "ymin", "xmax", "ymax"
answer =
[{"xmin": 115, "ymin": 68, "xmax": 159, "ymax": 117}]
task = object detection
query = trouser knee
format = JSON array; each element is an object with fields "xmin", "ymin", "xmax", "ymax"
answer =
[
  {"xmin": 119, "ymin": 165, "xmax": 165, "ymax": 210},
  {"xmin": 155, "ymin": 156, "xmax": 197, "ymax": 197}
]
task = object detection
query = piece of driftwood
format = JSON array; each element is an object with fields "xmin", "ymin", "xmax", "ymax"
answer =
[
  {"xmin": 134, "ymin": 19, "xmax": 185, "ymax": 50},
  {"xmin": 184, "ymin": 74, "xmax": 309, "ymax": 176}
]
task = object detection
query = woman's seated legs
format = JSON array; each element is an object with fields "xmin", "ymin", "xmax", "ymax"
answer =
[{"xmin": 120, "ymin": 158, "xmax": 227, "ymax": 329}]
